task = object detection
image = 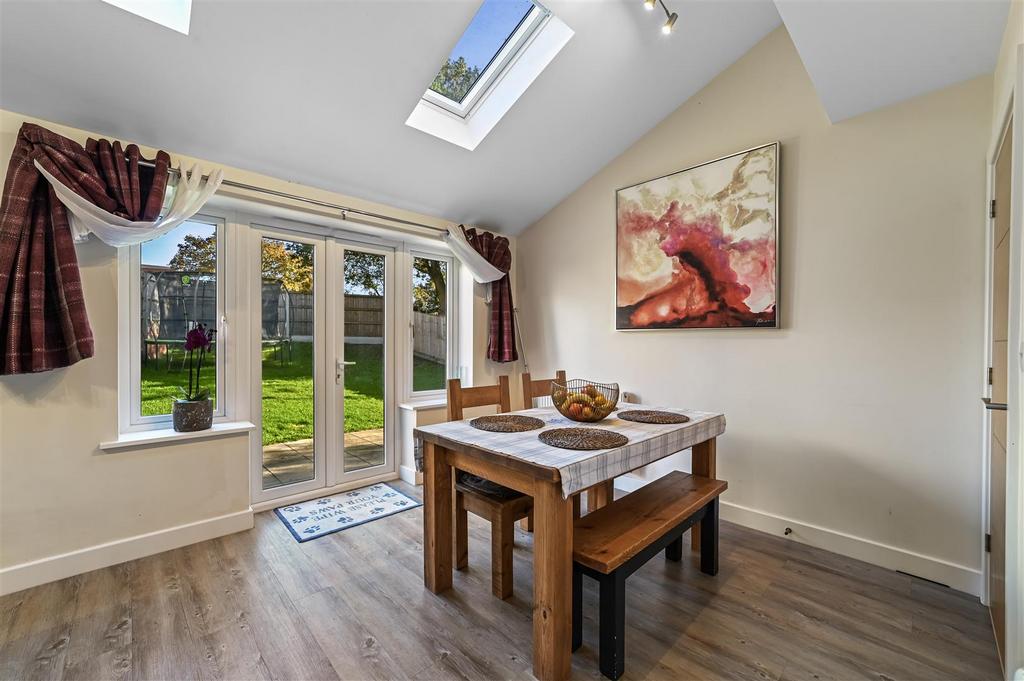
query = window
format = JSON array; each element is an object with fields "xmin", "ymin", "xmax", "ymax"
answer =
[
  {"xmin": 132, "ymin": 217, "xmax": 224, "ymax": 425},
  {"xmin": 411, "ymin": 255, "xmax": 451, "ymax": 393},
  {"xmin": 422, "ymin": 0, "xmax": 549, "ymax": 118},
  {"xmin": 101, "ymin": 0, "xmax": 192, "ymax": 34}
]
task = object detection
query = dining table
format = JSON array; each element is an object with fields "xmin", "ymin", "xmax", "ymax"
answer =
[{"xmin": 414, "ymin": 404, "xmax": 726, "ymax": 681}]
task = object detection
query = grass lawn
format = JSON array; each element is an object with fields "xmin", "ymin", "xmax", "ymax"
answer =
[{"xmin": 141, "ymin": 341, "xmax": 444, "ymax": 446}]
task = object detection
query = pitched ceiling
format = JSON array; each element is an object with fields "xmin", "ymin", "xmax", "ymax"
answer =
[
  {"xmin": 0, "ymin": 0, "xmax": 1011, "ymax": 234},
  {"xmin": 776, "ymin": 0, "xmax": 1010, "ymax": 123},
  {"xmin": 0, "ymin": 0, "xmax": 782, "ymax": 234}
]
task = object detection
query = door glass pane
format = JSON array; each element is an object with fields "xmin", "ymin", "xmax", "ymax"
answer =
[
  {"xmin": 261, "ymin": 237, "xmax": 315, "ymax": 490},
  {"xmin": 412, "ymin": 256, "xmax": 448, "ymax": 392},
  {"xmin": 140, "ymin": 220, "xmax": 218, "ymax": 416},
  {"xmin": 343, "ymin": 250, "xmax": 386, "ymax": 472}
]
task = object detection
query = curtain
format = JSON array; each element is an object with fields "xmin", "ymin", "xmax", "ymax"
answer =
[
  {"xmin": 462, "ymin": 226, "xmax": 518, "ymax": 363},
  {"xmin": 0, "ymin": 123, "xmax": 185, "ymax": 374},
  {"xmin": 444, "ymin": 225, "xmax": 504, "ymax": 283}
]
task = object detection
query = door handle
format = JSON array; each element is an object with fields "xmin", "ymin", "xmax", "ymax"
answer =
[
  {"xmin": 336, "ymin": 360, "xmax": 357, "ymax": 384},
  {"xmin": 982, "ymin": 397, "xmax": 1008, "ymax": 411}
]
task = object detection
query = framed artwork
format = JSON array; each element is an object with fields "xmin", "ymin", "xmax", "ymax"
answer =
[{"xmin": 615, "ymin": 142, "xmax": 779, "ymax": 330}]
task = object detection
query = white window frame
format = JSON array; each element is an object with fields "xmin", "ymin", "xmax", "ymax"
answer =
[
  {"xmin": 421, "ymin": 3, "xmax": 550, "ymax": 120},
  {"xmin": 404, "ymin": 247, "xmax": 459, "ymax": 402},
  {"xmin": 118, "ymin": 211, "xmax": 230, "ymax": 433}
]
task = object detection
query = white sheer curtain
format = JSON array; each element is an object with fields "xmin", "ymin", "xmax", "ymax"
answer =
[
  {"xmin": 34, "ymin": 161, "xmax": 224, "ymax": 246},
  {"xmin": 444, "ymin": 224, "xmax": 504, "ymax": 283}
]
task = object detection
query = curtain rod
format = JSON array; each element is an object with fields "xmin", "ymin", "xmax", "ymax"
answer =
[{"xmin": 140, "ymin": 160, "xmax": 448, "ymax": 235}]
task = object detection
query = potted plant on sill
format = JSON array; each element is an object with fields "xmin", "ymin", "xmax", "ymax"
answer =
[{"xmin": 173, "ymin": 322, "xmax": 216, "ymax": 432}]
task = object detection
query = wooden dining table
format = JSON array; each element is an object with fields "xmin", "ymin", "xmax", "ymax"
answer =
[{"xmin": 414, "ymin": 404, "xmax": 726, "ymax": 681}]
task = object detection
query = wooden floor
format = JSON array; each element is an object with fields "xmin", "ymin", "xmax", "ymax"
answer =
[{"xmin": 0, "ymin": 481, "xmax": 1001, "ymax": 681}]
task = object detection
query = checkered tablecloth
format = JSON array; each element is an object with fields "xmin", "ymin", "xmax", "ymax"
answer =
[{"xmin": 414, "ymin": 405, "xmax": 726, "ymax": 498}]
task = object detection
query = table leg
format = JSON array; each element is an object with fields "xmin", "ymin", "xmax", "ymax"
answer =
[
  {"xmin": 586, "ymin": 480, "xmax": 614, "ymax": 513},
  {"xmin": 532, "ymin": 480, "xmax": 573, "ymax": 681},
  {"xmin": 423, "ymin": 441, "xmax": 453, "ymax": 593},
  {"xmin": 691, "ymin": 437, "xmax": 717, "ymax": 550}
]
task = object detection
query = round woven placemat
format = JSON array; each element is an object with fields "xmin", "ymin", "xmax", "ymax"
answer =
[
  {"xmin": 470, "ymin": 414, "xmax": 545, "ymax": 433},
  {"xmin": 538, "ymin": 427, "xmax": 628, "ymax": 450},
  {"xmin": 617, "ymin": 410, "xmax": 691, "ymax": 424}
]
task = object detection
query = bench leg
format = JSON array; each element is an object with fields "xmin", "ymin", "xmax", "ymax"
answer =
[
  {"xmin": 665, "ymin": 535, "xmax": 683, "ymax": 562},
  {"xmin": 572, "ymin": 565, "xmax": 583, "ymax": 651},
  {"xmin": 492, "ymin": 507, "xmax": 515, "ymax": 600},
  {"xmin": 455, "ymin": 491, "xmax": 468, "ymax": 571},
  {"xmin": 520, "ymin": 510, "xmax": 533, "ymax": 533},
  {"xmin": 700, "ymin": 498, "xmax": 719, "ymax": 576},
  {"xmin": 598, "ymin": 572, "xmax": 626, "ymax": 680}
]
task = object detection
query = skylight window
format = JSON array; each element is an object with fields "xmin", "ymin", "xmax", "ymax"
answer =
[
  {"xmin": 101, "ymin": 0, "xmax": 192, "ymax": 35},
  {"xmin": 423, "ymin": 0, "xmax": 550, "ymax": 118},
  {"xmin": 406, "ymin": 0, "xmax": 573, "ymax": 150}
]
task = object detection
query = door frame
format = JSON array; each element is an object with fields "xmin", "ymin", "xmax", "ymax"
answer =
[
  {"xmin": 248, "ymin": 221, "xmax": 330, "ymax": 505},
  {"xmin": 982, "ymin": 43, "xmax": 1024, "ymax": 679},
  {"xmin": 328, "ymin": 237, "xmax": 399, "ymax": 486}
]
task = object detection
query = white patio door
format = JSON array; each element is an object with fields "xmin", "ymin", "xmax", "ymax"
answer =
[{"xmin": 250, "ymin": 221, "xmax": 396, "ymax": 504}]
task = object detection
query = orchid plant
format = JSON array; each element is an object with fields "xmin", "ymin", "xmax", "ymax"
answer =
[{"xmin": 180, "ymin": 322, "xmax": 215, "ymax": 402}]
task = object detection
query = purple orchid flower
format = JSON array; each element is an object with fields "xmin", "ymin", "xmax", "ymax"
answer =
[{"xmin": 181, "ymin": 322, "xmax": 216, "ymax": 401}]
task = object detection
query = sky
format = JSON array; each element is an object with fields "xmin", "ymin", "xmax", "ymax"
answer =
[
  {"xmin": 142, "ymin": 220, "xmax": 215, "ymax": 267},
  {"xmin": 446, "ymin": 0, "xmax": 534, "ymax": 72}
]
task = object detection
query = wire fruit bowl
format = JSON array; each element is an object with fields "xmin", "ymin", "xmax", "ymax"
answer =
[{"xmin": 551, "ymin": 379, "xmax": 619, "ymax": 423}]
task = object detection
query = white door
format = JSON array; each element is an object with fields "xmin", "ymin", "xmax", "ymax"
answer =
[{"xmin": 250, "ymin": 222, "xmax": 396, "ymax": 504}]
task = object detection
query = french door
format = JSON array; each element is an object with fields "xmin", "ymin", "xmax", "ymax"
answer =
[{"xmin": 250, "ymin": 221, "xmax": 396, "ymax": 504}]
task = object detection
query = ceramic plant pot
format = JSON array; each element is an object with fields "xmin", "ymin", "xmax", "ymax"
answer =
[{"xmin": 172, "ymin": 398, "xmax": 213, "ymax": 432}]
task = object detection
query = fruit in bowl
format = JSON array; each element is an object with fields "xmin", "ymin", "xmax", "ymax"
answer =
[{"xmin": 552, "ymin": 379, "xmax": 619, "ymax": 422}]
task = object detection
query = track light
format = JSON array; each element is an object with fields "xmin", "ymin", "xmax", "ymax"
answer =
[
  {"xmin": 662, "ymin": 11, "xmax": 677, "ymax": 34},
  {"xmin": 643, "ymin": 0, "xmax": 656, "ymax": 10}
]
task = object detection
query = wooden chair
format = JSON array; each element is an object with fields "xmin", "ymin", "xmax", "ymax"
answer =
[
  {"xmin": 521, "ymin": 369, "xmax": 567, "ymax": 409},
  {"xmin": 571, "ymin": 471, "xmax": 727, "ymax": 679},
  {"xmin": 448, "ymin": 376, "xmax": 533, "ymax": 599},
  {"xmin": 518, "ymin": 369, "xmax": 568, "ymax": 533}
]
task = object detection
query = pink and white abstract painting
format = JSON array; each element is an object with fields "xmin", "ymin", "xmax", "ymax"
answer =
[{"xmin": 616, "ymin": 143, "xmax": 779, "ymax": 330}]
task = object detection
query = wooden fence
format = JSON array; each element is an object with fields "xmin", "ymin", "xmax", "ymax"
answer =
[{"xmin": 413, "ymin": 311, "xmax": 446, "ymax": 362}]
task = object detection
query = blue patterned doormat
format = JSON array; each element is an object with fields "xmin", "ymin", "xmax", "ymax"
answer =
[{"xmin": 274, "ymin": 483, "xmax": 421, "ymax": 542}]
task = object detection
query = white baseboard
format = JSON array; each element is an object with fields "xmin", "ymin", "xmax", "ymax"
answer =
[
  {"xmin": 613, "ymin": 476, "xmax": 982, "ymax": 597},
  {"xmin": 0, "ymin": 508, "xmax": 254, "ymax": 596},
  {"xmin": 400, "ymin": 464, "xmax": 422, "ymax": 486}
]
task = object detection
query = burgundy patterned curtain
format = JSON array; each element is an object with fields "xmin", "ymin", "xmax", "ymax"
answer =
[
  {"xmin": 0, "ymin": 123, "xmax": 170, "ymax": 374},
  {"xmin": 462, "ymin": 226, "xmax": 518, "ymax": 363}
]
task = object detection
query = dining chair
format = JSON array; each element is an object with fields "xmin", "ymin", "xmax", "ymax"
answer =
[
  {"xmin": 448, "ymin": 376, "xmax": 533, "ymax": 599},
  {"xmin": 521, "ymin": 369, "xmax": 567, "ymax": 409}
]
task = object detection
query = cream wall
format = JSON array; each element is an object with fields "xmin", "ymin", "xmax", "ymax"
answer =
[
  {"xmin": 0, "ymin": 109, "xmax": 509, "ymax": 593},
  {"xmin": 516, "ymin": 28, "xmax": 992, "ymax": 593}
]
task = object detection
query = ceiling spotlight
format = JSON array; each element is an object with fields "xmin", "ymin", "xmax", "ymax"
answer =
[
  {"xmin": 662, "ymin": 11, "xmax": 678, "ymax": 34},
  {"xmin": 643, "ymin": 0, "xmax": 656, "ymax": 10}
]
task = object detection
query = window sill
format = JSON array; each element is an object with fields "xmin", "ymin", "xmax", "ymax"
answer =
[
  {"xmin": 99, "ymin": 421, "xmax": 256, "ymax": 452},
  {"xmin": 399, "ymin": 398, "xmax": 447, "ymax": 412}
]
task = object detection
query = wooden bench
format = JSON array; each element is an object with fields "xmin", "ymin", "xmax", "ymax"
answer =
[{"xmin": 571, "ymin": 471, "xmax": 728, "ymax": 680}]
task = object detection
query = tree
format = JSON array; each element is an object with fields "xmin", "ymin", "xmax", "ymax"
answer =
[
  {"xmin": 430, "ymin": 56, "xmax": 481, "ymax": 102},
  {"xmin": 168, "ymin": 234, "xmax": 216, "ymax": 273},
  {"xmin": 343, "ymin": 251, "xmax": 385, "ymax": 296},
  {"xmin": 414, "ymin": 258, "xmax": 447, "ymax": 315},
  {"xmin": 261, "ymin": 241, "xmax": 313, "ymax": 293}
]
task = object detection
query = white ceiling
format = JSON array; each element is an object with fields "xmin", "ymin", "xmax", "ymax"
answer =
[
  {"xmin": 776, "ymin": 0, "xmax": 1009, "ymax": 123},
  {"xmin": 0, "ymin": 0, "xmax": 1011, "ymax": 234}
]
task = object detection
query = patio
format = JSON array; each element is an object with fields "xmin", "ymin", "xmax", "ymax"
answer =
[{"xmin": 262, "ymin": 428, "xmax": 385, "ymax": 489}]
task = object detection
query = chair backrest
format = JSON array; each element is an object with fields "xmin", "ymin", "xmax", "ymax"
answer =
[
  {"xmin": 447, "ymin": 376, "xmax": 511, "ymax": 421},
  {"xmin": 521, "ymin": 369, "xmax": 567, "ymax": 409}
]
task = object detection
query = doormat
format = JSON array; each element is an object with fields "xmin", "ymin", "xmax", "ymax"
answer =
[{"xmin": 274, "ymin": 483, "xmax": 421, "ymax": 543}]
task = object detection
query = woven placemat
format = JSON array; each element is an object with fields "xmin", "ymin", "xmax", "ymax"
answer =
[
  {"xmin": 538, "ymin": 427, "xmax": 628, "ymax": 450},
  {"xmin": 617, "ymin": 410, "xmax": 691, "ymax": 425},
  {"xmin": 470, "ymin": 414, "xmax": 545, "ymax": 433}
]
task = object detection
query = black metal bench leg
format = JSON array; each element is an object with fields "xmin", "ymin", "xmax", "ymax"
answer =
[
  {"xmin": 572, "ymin": 565, "xmax": 583, "ymax": 651},
  {"xmin": 598, "ymin": 571, "xmax": 626, "ymax": 680},
  {"xmin": 665, "ymin": 535, "xmax": 683, "ymax": 562},
  {"xmin": 700, "ymin": 498, "xmax": 719, "ymax": 576}
]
